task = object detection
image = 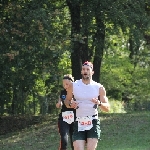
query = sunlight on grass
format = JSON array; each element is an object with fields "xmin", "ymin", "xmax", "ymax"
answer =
[
  {"xmin": 98, "ymin": 112, "xmax": 150, "ymax": 150},
  {"xmin": 0, "ymin": 112, "xmax": 150, "ymax": 150}
]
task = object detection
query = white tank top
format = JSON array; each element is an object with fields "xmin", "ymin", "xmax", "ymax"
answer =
[{"xmin": 73, "ymin": 79, "xmax": 103, "ymax": 119}]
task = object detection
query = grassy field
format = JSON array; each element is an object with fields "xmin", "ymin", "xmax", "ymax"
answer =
[{"xmin": 0, "ymin": 112, "xmax": 150, "ymax": 150}]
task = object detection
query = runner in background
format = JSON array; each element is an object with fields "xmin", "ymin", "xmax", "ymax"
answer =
[{"xmin": 56, "ymin": 74, "xmax": 75, "ymax": 150}]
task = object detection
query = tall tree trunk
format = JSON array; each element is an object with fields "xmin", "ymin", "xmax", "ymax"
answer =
[
  {"xmin": 0, "ymin": 101, "xmax": 4, "ymax": 115},
  {"xmin": 67, "ymin": 0, "xmax": 105, "ymax": 81},
  {"xmin": 11, "ymin": 87, "xmax": 17, "ymax": 114},
  {"xmin": 66, "ymin": 0, "xmax": 82, "ymax": 80},
  {"xmin": 80, "ymin": 0, "xmax": 89, "ymax": 62},
  {"xmin": 93, "ymin": 16, "xmax": 105, "ymax": 82},
  {"xmin": 129, "ymin": 35, "xmax": 140, "ymax": 69},
  {"xmin": 129, "ymin": 36, "xmax": 134, "ymax": 60}
]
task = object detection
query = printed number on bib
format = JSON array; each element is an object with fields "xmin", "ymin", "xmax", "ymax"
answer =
[
  {"xmin": 62, "ymin": 111, "xmax": 74, "ymax": 124},
  {"xmin": 77, "ymin": 116, "xmax": 93, "ymax": 131}
]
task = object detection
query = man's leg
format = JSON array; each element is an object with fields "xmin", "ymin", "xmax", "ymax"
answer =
[
  {"xmin": 86, "ymin": 119, "xmax": 100, "ymax": 150},
  {"xmin": 86, "ymin": 138, "xmax": 98, "ymax": 150},
  {"xmin": 72, "ymin": 121, "xmax": 86, "ymax": 150},
  {"xmin": 73, "ymin": 140, "xmax": 85, "ymax": 150}
]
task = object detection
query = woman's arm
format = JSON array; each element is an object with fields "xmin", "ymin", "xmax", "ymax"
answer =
[{"xmin": 56, "ymin": 97, "xmax": 62, "ymax": 108}]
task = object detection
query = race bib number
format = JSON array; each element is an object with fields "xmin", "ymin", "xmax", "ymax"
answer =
[
  {"xmin": 77, "ymin": 116, "xmax": 93, "ymax": 131},
  {"xmin": 62, "ymin": 111, "xmax": 74, "ymax": 124}
]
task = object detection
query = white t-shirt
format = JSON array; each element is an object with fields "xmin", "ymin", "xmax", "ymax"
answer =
[{"xmin": 73, "ymin": 79, "xmax": 102, "ymax": 119}]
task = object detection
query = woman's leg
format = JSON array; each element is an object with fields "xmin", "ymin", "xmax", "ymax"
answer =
[
  {"xmin": 69, "ymin": 123, "xmax": 74, "ymax": 150},
  {"xmin": 58, "ymin": 120, "xmax": 69, "ymax": 150}
]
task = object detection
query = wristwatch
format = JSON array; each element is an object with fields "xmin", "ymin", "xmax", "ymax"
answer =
[
  {"xmin": 69, "ymin": 101, "xmax": 72, "ymax": 107},
  {"xmin": 98, "ymin": 101, "xmax": 102, "ymax": 106}
]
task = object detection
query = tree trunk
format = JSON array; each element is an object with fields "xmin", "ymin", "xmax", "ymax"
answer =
[
  {"xmin": 11, "ymin": 87, "xmax": 17, "ymax": 114},
  {"xmin": 66, "ymin": 0, "xmax": 82, "ymax": 80},
  {"xmin": 80, "ymin": 0, "xmax": 90, "ymax": 62},
  {"xmin": 93, "ymin": 16, "xmax": 105, "ymax": 82},
  {"xmin": 67, "ymin": 1, "xmax": 105, "ymax": 81}
]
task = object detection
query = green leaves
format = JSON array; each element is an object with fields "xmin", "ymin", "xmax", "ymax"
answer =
[{"xmin": 0, "ymin": 0, "xmax": 71, "ymax": 115}]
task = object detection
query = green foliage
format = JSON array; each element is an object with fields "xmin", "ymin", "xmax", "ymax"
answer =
[
  {"xmin": 109, "ymin": 99, "xmax": 126, "ymax": 113},
  {"xmin": 0, "ymin": 0, "xmax": 71, "ymax": 115},
  {"xmin": 0, "ymin": 0, "xmax": 150, "ymax": 115},
  {"xmin": 101, "ymin": 30, "xmax": 150, "ymax": 110}
]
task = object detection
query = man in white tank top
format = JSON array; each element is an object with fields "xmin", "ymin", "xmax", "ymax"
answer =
[{"xmin": 64, "ymin": 61, "xmax": 110, "ymax": 150}]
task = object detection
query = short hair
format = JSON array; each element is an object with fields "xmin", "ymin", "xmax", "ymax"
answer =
[{"xmin": 63, "ymin": 74, "xmax": 74, "ymax": 82}]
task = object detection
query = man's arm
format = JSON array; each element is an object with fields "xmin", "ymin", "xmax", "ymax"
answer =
[
  {"xmin": 99, "ymin": 86, "xmax": 110, "ymax": 112},
  {"xmin": 64, "ymin": 82, "xmax": 78, "ymax": 109}
]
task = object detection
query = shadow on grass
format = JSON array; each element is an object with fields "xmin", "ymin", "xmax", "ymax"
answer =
[{"xmin": 0, "ymin": 112, "xmax": 150, "ymax": 150}]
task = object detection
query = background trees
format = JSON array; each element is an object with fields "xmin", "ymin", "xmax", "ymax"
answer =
[
  {"xmin": 0, "ymin": 0, "xmax": 150, "ymax": 115},
  {"xmin": 67, "ymin": 0, "xmax": 150, "ymax": 81},
  {"xmin": 0, "ymin": 0, "xmax": 71, "ymax": 115}
]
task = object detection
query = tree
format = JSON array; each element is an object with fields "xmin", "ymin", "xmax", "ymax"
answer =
[
  {"xmin": 66, "ymin": 0, "xmax": 150, "ymax": 82},
  {"xmin": 0, "ymin": 0, "xmax": 71, "ymax": 115}
]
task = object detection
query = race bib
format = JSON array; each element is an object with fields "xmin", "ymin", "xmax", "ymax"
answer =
[
  {"xmin": 62, "ymin": 111, "xmax": 74, "ymax": 124},
  {"xmin": 77, "ymin": 116, "xmax": 93, "ymax": 131}
]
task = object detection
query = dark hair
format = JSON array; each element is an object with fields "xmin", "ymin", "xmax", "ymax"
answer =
[{"xmin": 63, "ymin": 74, "xmax": 74, "ymax": 82}]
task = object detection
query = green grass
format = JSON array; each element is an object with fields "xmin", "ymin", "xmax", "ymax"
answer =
[
  {"xmin": 0, "ymin": 112, "xmax": 150, "ymax": 150},
  {"xmin": 98, "ymin": 112, "xmax": 150, "ymax": 150}
]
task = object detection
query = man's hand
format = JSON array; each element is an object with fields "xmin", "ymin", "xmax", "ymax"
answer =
[
  {"xmin": 69, "ymin": 99, "xmax": 79, "ymax": 109},
  {"xmin": 91, "ymin": 98, "xmax": 101, "ymax": 105}
]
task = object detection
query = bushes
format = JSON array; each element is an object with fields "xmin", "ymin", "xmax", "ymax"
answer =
[
  {"xmin": 108, "ymin": 99, "xmax": 126, "ymax": 113},
  {"xmin": 106, "ymin": 98, "xmax": 150, "ymax": 114}
]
